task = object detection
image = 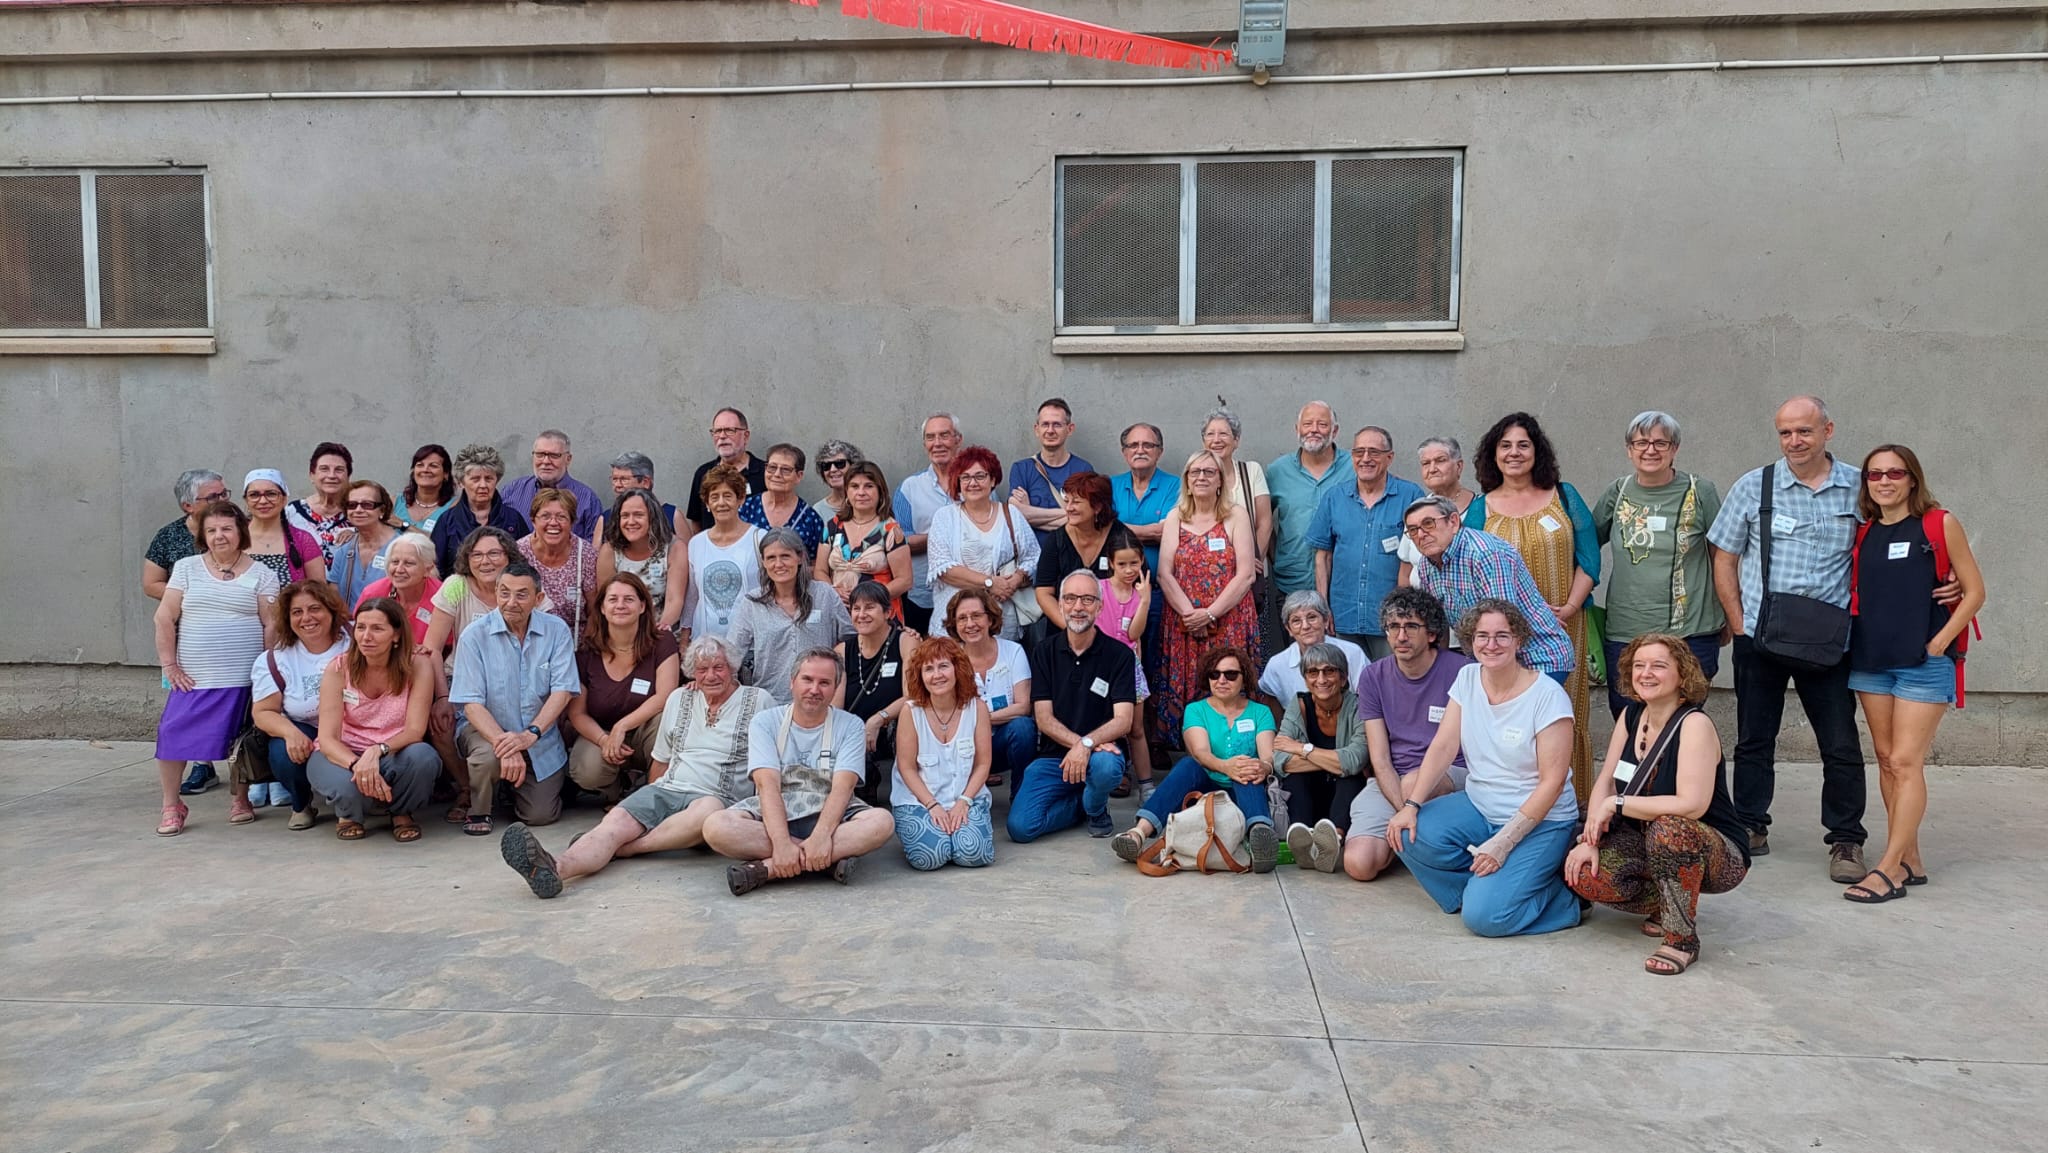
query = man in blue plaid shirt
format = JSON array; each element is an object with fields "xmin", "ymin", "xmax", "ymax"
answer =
[{"xmin": 1402, "ymin": 495, "xmax": 1573, "ymax": 678}]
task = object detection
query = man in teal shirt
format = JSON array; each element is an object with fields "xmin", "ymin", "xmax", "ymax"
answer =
[{"xmin": 1267, "ymin": 401, "xmax": 1348, "ymax": 596}]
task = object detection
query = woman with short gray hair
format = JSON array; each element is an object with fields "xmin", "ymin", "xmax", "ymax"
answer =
[
  {"xmin": 729, "ymin": 527, "xmax": 852, "ymax": 703},
  {"xmin": 1258, "ymin": 589, "xmax": 1369, "ymax": 702},
  {"xmin": 1273, "ymin": 642, "xmax": 1371, "ymax": 872},
  {"xmin": 1590, "ymin": 410, "xmax": 1727, "ymax": 715},
  {"xmin": 430, "ymin": 442, "xmax": 531, "ymax": 577}
]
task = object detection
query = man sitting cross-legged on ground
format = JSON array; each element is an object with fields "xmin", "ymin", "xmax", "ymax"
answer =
[
  {"xmin": 1006, "ymin": 570, "xmax": 1137, "ymax": 842},
  {"xmin": 499, "ymin": 635, "xmax": 772, "ymax": 899},
  {"xmin": 703, "ymin": 648, "xmax": 898, "ymax": 895}
]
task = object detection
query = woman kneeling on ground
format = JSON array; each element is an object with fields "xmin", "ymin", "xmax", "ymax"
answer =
[
  {"xmin": 1566, "ymin": 634, "xmax": 1749, "ymax": 974},
  {"xmin": 892, "ymin": 636, "xmax": 995, "ymax": 869},
  {"xmin": 1111, "ymin": 645, "xmax": 1280, "ymax": 873},
  {"xmin": 1385, "ymin": 599, "xmax": 1581, "ymax": 937},
  {"xmin": 307, "ymin": 598, "xmax": 440, "ymax": 842}
]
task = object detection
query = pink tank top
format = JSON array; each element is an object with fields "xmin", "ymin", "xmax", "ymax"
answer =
[
  {"xmin": 340, "ymin": 665, "xmax": 413, "ymax": 753},
  {"xmin": 1097, "ymin": 580, "xmax": 1142, "ymax": 653}
]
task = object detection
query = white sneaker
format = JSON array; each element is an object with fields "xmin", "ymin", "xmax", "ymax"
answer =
[
  {"xmin": 269, "ymin": 783, "xmax": 295, "ymax": 808},
  {"xmin": 1138, "ymin": 781, "xmax": 1158, "ymax": 804}
]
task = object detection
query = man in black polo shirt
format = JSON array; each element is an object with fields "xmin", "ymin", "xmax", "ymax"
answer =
[
  {"xmin": 1008, "ymin": 570, "xmax": 1137, "ymax": 842},
  {"xmin": 685, "ymin": 406, "xmax": 769, "ymax": 530}
]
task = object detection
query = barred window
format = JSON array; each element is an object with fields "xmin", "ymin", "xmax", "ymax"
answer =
[
  {"xmin": 1055, "ymin": 151, "xmax": 1460, "ymax": 334},
  {"xmin": 0, "ymin": 169, "xmax": 213, "ymax": 334}
]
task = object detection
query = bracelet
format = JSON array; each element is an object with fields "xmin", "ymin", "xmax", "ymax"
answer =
[{"xmin": 1402, "ymin": 799, "xmax": 1422, "ymax": 811}]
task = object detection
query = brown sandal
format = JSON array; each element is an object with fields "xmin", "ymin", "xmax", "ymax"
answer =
[
  {"xmin": 444, "ymin": 804, "xmax": 469, "ymax": 825},
  {"xmin": 392, "ymin": 817, "xmax": 423, "ymax": 843},
  {"xmin": 1640, "ymin": 918, "xmax": 1665, "ymax": 938},
  {"xmin": 336, "ymin": 819, "xmax": 367, "ymax": 841},
  {"xmin": 1644, "ymin": 944, "xmax": 1698, "ymax": 976}
]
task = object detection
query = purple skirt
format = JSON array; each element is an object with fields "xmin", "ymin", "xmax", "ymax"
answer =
[{"xmin": 156, "ymin": 686, "xmax": 252, "ymax": 761}]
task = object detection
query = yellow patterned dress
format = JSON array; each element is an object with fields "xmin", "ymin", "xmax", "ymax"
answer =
[{"xmin": 1483, "ymin": 493, "xmax": 1594, "ymax": 802}]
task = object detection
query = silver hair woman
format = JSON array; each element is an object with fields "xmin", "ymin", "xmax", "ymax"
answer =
[{"xmin": 728, "ymin": 527, "xmax": 852, "ymax": 703}]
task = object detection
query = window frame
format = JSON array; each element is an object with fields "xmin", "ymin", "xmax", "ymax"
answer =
[
  {"xmin": 1053, "ymin": 148, "xmax": 1462, "ymax": 337},
  {"xmin": 1, "ymin": 166, "xmax": 215, "ymax": 338}
]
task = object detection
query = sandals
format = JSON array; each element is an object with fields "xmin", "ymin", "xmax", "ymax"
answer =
[
  {"xmin": 444, "ymin": 804, "xmax": 470, "ymax": 825},
  {"xmin": 336, "ymin": 819, "xmax": 368, "ymax": 841},
  {"xmin": 228, "ymin": 797, "xmax": 257, "ymax": 824},
  {"xmin": 1845, "ymin": 868, "xmax": 1909, "ymax": 904},
  {"xmin": 1640, "ymin": 918, "xmax": 1666, "ymax": 938},
  {"xmin": 1110, "ymin": 830, "xmax": 1145, "ymax": 864},
  {"xmin": 462, "ymin": 813, "xmax": 493, "ymax": 837},
  {"xmin": 1644, "ymin": 944, "xmax": 1698, "ymax": 976},
  {"xmin": 156, "ymin": 802, "xmax": 189, "ymax": 837},
  {"xmin": 392, "ymin": 818, "xmax": 423, "ymax": 844},
  {"xmin": 1903, "ymin": 863, "xmax": 1929, "ymax": 887}
]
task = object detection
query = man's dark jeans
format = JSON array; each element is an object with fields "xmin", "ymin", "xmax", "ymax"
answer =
[{"xmin": 1730, "ymin": 634, "xmax": 1866, "ymax": 846}]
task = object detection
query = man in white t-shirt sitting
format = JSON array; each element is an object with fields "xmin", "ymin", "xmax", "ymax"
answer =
[
  {"xmin": 703, "ymin": 648, "xmax": 898, "ymax": 895},
  {"xmin": 499, "ymin": 636, "xmax": 771, "ymax": 898}
]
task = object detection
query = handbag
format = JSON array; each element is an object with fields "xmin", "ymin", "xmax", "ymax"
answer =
[
  {"xmin": 228, "ymin": 651, "xmax": 284, "ymax": 788},
  {"xmin": 1750, "ymin": 464, "xmax": 1850, "ymax": 673},
  {"xmin": 1137, "ymin": 790, "xmax": 1250, "ymax": 876},
  {"xmin": 995, "ymin": 503, "xmax": 1045, "ymax": 628}
]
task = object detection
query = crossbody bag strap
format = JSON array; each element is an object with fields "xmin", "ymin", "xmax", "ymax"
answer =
[
  {"xmin": 1757, "ymin": 463, "xmax": 1776, "ymax": 598},
  {"xmin": 1236, "ymin": 461, "xmax": 1262, "ymax": 561},
  {"xmin": 266, "ymin": 650, "xmax": 285, "ymax": 698},
  {"xmin": 1622, "ymin": 704, "xmax": 1696, "ymax": 798},
  {"xmin": 998, "ymin": 502, "xmax": 1022, "ymax": 569}
]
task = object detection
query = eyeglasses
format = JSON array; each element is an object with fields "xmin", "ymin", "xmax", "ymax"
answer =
[
  {"xmin": 195, "ymin": 490, "xmax": 228, "ymax": 503},
  {"xmin": 244, "ymin": 490, "xmax": 284, "ymax": 501},
  {"xmin": 1628, "ymin": 439, "xmax": 1675, "ymax": 452},
  {"xmin": 1186, "ymin": 467, "xmax": 1221, "ymax": 479},
  {"xmin": 1404, "ymin": 516, "xmax": 1449, "ymax": 536},
  {"xmin": 1304, "ymin": 667, "xmax": 1343, "ymax": 679},
  {"xmin": 819, "ymin": 460, "xmax": 851, "ymax": 472},
  {"xmin": 1059, "ymin": 593, "xmax": 1100, "ymax": 606},
  {"xmin": 957, "ymin": 471, "xmax": 992, "ymax": 484},
  {"xmin": 923, "ymin": 431, "xmax": 960, "ymax": 443},
  {"xmin": 763, "ymin": 464, "xmax": 799, "ymax": 477},
  {"xmin": 1351, "ymin": 447, "xmax": 1393, "ymax": 460},
  {"xmin": 1122, "ymin": 440, "xmax": 1162, "ymax": 451},
  {"xmin": 710, "ymin": 425, "xmax": 746, "ymax": 437},
  {"xmin": 1470, "ymin": 631, "xmax": 1517, "ymax": 647},
  {"xmin": 470, "ymin": 548, "xmax": 507, "ymax": 561},
  {"xmin": 1386, "ymin": 621, "xmax": 1429, "ymax": 633},
  {"xmin": 1864, "ymin": 467, "xmax": 1910, "ymax": 481},
  {"xmin": 345, "ymin": 499, "xmax": 384, "ymax": 511},
  {"xmin": 1208, "ymin": 668, "xmax": 1245, "ymax": 681},
  {"xmin": 532, "ymin": 450, "xmax": 567, "ymax": 461}
]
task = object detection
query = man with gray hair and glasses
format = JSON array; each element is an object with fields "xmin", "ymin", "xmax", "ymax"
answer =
[
  {"xmin": 595, "ymin": 449, "xmax": 689, "ymax": 542},
  {"xmin": 144, "ymin": 468, "xmax": 229, "ymax": 601},
  {"xmin": 894, "ymin": 411, "xmax": 964, "ymax": 635},
  {"xmin": 1403, "ymin": 494, "xmax": 1573, "ymax": 680},
  {"xmin": 502, "ymin": 428, "xmax": 603, "ymax": 541},
  {"xmin": 1590, "ymin": 410, "xmax": 1726, "ymax": 715}
]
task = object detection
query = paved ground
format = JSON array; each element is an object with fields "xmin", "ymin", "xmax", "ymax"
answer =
[{"xmin": 1, "ymin": 740, "xmax": 2042, "ymax": 1152}]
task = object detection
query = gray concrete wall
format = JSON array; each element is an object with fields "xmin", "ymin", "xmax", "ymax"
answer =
[{"xmin": 1, "ymin": 3, "xmax": 2042, "ymax": 758}]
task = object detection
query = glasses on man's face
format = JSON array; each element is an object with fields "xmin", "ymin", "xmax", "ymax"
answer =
[
  {"xmin": 710, "ymin": 426, "xmax": 746, "ymax": 437},
  {"xmin": 1405, "ymin": 516, "xmax": 1448, "ymax": 537},
  {"xmin": 1123, "ymin": 441, "xmax": 1162, "ymax": 452},
  {"xmin": 1864, "ymin": 467, "xmax": 1910, "ymax": 482},
  {"xmin": 346, "ymin": 499, "xmax": 383, "ymax": 511},
  {"xmin": 196, "ymin": 490, "xmax": 228, "ymax": 504},
  {"xmin": 1386, "ymin": 620, "xmax": 1429, "ymax": 634},
  {"xmin": 1059, "ymin": 593, "xmax": 1100, "ymax": 606},
  {"xmin": 1209, "ymin": 668, "xmax": 1245, "ymax": 682},
  {"xmin": 1352, "ymin": 447, "xmax": 1393, "ymax": 460},
  {"xmin": 924, "ymin": 431, "xmax": 959, "ymax": 444},
  {"xmin": 532, "ymin": 450, "xmax": 567, "ymax": 461}
]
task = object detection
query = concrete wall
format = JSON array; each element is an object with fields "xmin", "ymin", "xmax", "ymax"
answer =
[{"xmin": 1, "ymin": 2, "xmax": 2043, "ymax": 757}]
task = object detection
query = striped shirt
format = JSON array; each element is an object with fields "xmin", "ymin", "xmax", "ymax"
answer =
[
  {"xmin": 1706, "ymin": 456, "xmax": 1862, "ymax": 634},
  {"xmin": 168, "ymin": 556, "xmax": 280, "ymax": 688},
  {"xmin": 1415, "ymin": 528, "xmax": 1574, "ymax": 675}
]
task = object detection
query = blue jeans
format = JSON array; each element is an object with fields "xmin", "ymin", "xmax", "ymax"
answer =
[
  {"xmin": 1006, "ymin": 749, "xmax": 1126, "ymax": 843},
  {"xmin": 1395, "ymin": 791, "xmax": 1580, "ymax": 937},
  {"xmin": 893, "ymin": 794, "xmax": 996, "ymax": 869},
  {"xmin": 1604, "ymin": 632, "xmax": 1723, "ymax": 717},
  {"xmin": 1137, "ymin": 755, "xmax": 1273, "ymax": 831},
  {"xmin": 991, "ymin": 716, "xmax": 1039, "ymax": 796},
  {"xmin": 265, "ymin": 721, "xmax": 320, "ymax": 811}
]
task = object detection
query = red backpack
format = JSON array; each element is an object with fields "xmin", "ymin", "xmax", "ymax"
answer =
[{"xmin": 1851, "ymin": 508, "xmax": 1979, "ymax": 707}]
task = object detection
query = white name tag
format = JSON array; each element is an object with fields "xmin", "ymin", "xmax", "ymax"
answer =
[
  {"xmin": 1427, "ymin": 705, "xmax": 1446, "ymax": 723},
  {"xmin": 370, "ymin": 553, "xmax": 387, "ymax": 569},
  {"xmin": 421, "ymin": 516, "xmax": 439, "ymax": 532},
  {"xmin": 1613, "ymin": 759, "xmax": 1639, "ymax": 786},
  {"xmin": 1646, "ymin": 515, "xmax": 1669, "ymax": 532},
  {"xmin": 881, "ymin": 662, "xmax": 899, "ymax": 676},
  {"xmin": 1206, "ymin": 537, "xmax": 1226, "ymax": 552},
  {"xmin": 1090, "ymin": 677, "xmax": 1110, "ymax": 697},
  {"xmin": 235, "ymin": 570, "xmax": 260, "ymax": 587},
  {"xmin": 1771, "ymin": 513, "xmax": 1798, "ymax": 535},
  {"xmin": 1887, "ymin": 541, "xmax": 1911, "ymax": 561},
  {"xmin": 342, "ymin": 688, "xmax": 360, "ymax": 705},
  {"xmin": 808, "ymin": 609, "xmax": 824, "ymax": 623},
  {"xmin": 1121, "ymin": 617, "xmax": 1134, "ymax": 631},
  {"xmin": 1234, "ymin": 717, "xmax": 1256, "ymax": 733},
  {"xmin": 416, "ymin": 608, "xmax": 433, "ymax": 625},
  {"xmin": 1381, "ymin": 535, "xmax": 1400, "ymax": 553},
  {"xmin": 1501, "ymin": 725, "xmax": 1526, "ymax": 744},
  {"xmin": 1538, "ymin": 514, "xmax": 1562, "ymax": 534},
  {"xmin": 629, "ymin": 677, "xmax": 652, "ymax": 695},
  {"xmin": 1097, "ymin": 556, "xmax": 1111, "ymax": 571}
]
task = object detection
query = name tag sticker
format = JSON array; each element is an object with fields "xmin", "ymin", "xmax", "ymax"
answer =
[
  {"xmin": 370, "ymin": 553, "xmax": 387, "ymax": 569},
  {"xmin": 1613, "ymin": 759, "xmax": 1639, "ymax": 786},
  {"xmin": 1428, "ymin": 705, "xmax": 1446, "ymax": 723},
  {"xmin": 342, "ymin": 688, "xmax": 360, "ymax": 705},
  {"xmin": 1206, "ymin": 536, "xmax": 1226, "ymax": 552},
  {"xmin": 1121, "ymin": 616, "xmax": 1134, "ymax": 631},
  {"xmin": 1090, "ymin": 677, "xmax": 1111, "ymax": 697},
  {"xmin": 629, "ymin": 677, "xmax": 652, "ymax": 695},
  {"xmin": 1646, "ymin": 515, "xmax": 1669, "ymax": 532},
  {"xmin": 1501, "ymin": 725, "xmax": 1526, "ymax": 745},
  {"xmin": 416, "ymin": 608, "xmax": 433, "ymax": 625},
  {"xmin": 808, "ymin": 609, "xmax": 824, "ymax": 623},
  {"xmin": 1381, "ymin": 535, "xmax": 1401, "ymax": 553},
  {"xmin": 1538, "ymin": 515, "xmax": 1563, "ymax": 533},
  {"xmin": 236, "ymin": 570, "xmax": 260, "ymax": 587},
  {"xmin": 1887, "ymin": 541, "xmax": 1911, "ymax": 561},
  {"xmin": 881, "ymin": 662, "xmax": 899, "ymax": 676},
  {"xmin": 1771, "ymin": 513, "xmax": 1798, "ymax": 535},
  {"xmin": 989, "ymin": 694, "xmax": 1008, "ymax": 710},
  {"xmin": 1235, "ymin": 717, "xmax": 1256, "ymax": 733}
]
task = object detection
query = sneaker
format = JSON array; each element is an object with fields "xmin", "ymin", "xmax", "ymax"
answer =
[
  {"xmin": 268, "ymin": 784, "xmax": 295, "ymax": 808},
  {"xmin": 1137, "ymin": 781, "xmax": 1157, "ymax": 804},
  {"xmin": 727, "ymin": 860, "xmax": 770, "ymax": 896},
  {"xmin": 1828, "ymin": 842, "xmax": 1867, "ymax": 884},
  {"xmin": 1248, "ymin": 822, "xmax": 1279, "ymax": 874},
  {"xmin": 830, "ymin": 856, "xmax": 859, "ymax": 885},
  {"xmin": 1111, "ymin": 830, "xmax": 1145, "ymax": 864},
  {"xmin": 178, "ymin": 762, "xmax": 220, "ymax": 796},
  {"xmin": 500, "ymin": 822, "xmax": 563, "ymax": 899},
  {"xmin": 1309, "ymin": 819, "xmax": 1343, "ymax": 874},
  {"xmin": 1284, "ymin": 823, "xmax": 1317, "ymax": 870},
  {"xmin": 1748, "ymin": 830, "xmax": 1771, "ymax": 857},
  {"xmin": 1086, "ymin": 810, "xmax": 1115, "ymax": 838}
]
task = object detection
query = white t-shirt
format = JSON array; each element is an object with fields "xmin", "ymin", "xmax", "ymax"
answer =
[
  {"xmin": 973, "ymin": 637, "xmax": 1031, "ymax": 714},
  {"xmin": 1258, "ymin": 636, "xmax": 1370, "ymax": 702},
  {"xmin": 1447, "ymin": 663, "xmax": 1578, "ymax": 825},
  {"xmin": 648, "ymin": 684, "xmax": 773, "ymax": 801},
  {"xmin": 168, "ymin": 557, "xmax": 281, "ymax": 688},
  {"xmin": 736, "ymin": 705, "xmax": 868, "ymax": 820},
  {"xmin": 893, "ymin": 701, "xmax": 988, "ymax": 808},
  {"xmin": 684, "ymin": 526, "xmax": 764, "ymax": 640},
  {"xmin": 251, "ymin": 639, "xmax": 350, "ymax": 723}
]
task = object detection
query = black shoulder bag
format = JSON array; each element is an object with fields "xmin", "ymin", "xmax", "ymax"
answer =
[{"xmin": 1751, "ymin": 464, "xmax": 1850, "ymax": 673}]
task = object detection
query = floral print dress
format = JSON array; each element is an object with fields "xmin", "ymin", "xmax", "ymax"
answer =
[{"xmin": 1159, "ymin": 520, "xmax": 1261, "ymax": 734}]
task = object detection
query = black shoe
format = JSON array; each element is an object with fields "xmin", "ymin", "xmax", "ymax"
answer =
[
  {"xmin": 1086, "ymin": 811, "xmax": 1115, "ymax": 838},
  {"xmin": 1748, "ymin": 830, "xmax": 1770, "ymax": 857},
  {"xmin": 727, "ymin": 861, "xmax": 770, "ymax": 896},
  {"xmin": 178, "ymin": 762, "xmax": 220, "ymax": 796},
  {"xmin": 499, "ymin": 822, "xmax": 562, "ymax": 899},
  {"xmin": 1248, "ymin": 822, "xmax": 1279, "ymax": 874},
  {"xmin": 830, "ymin": 856, "xmax": 859, "ymax": 885}
]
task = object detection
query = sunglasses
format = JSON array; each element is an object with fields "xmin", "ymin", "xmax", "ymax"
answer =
[
  {"xmin": 345, "ymin": 499, "xmax": 384, "ymax": 511},
  {"xmin": 1864, "ymin": 467, "xmax": 1910, "ymax": 481},
  {"xmin": 819, "ymin": 460, "xmax": 851, "ymax": 471},
  {"xmin": 1208, "ymin": 668, "xmax": 1244, "ymax": 681}
]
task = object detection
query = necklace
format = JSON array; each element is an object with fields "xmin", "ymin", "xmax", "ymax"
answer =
[
  {"xmin": 215, "ymin": 556, "xmax": 240, "ymax": 579},
  {"xmin": 851, "ymin": 632, "xmax": 894, "ymax": 703},
  {"xmin": 927, "ymin": 703, "xmax": 961, "ymax": 739}
]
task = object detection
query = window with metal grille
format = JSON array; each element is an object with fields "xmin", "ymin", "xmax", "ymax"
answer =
[
  {"xmin": 0, "ymin": 169, "xmax": 213, "ymax": 334},
  {"xmin": 1055, "ymin": 151, "xmax": 1460, "ymax": 334}
]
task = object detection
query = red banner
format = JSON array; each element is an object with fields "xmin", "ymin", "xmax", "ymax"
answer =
[{"xmin": 793, "ymin": 0, "xmax": 1233, "ymax": 72}]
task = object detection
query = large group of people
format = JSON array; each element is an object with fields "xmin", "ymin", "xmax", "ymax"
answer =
[{"xmin": 143, "ymin": 393, "xmax": 1984, "ymax": 976}]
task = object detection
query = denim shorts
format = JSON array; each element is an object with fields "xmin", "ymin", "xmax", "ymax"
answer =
[{"xmin": 1848, "ymin": 655, "xmax": 1955, "ymax": 705}]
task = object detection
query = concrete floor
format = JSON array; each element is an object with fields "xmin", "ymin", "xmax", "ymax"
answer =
[{"xmin": 1, "ymin": 741, "xmax": 2042, "ymax": 1153}]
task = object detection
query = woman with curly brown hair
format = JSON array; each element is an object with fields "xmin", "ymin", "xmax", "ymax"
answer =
[
  {"xmin": 1566, "ymin": 634, "xmax": 1748, "ymax": 974},
  {"xmin": 891, "ymin": 636, "xmax": 996, "ymax": 870}
]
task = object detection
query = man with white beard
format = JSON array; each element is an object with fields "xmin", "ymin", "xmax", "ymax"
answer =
[{"xmin": 1267, "ymin": 401, "xmax": 1347, "ymax": 599}]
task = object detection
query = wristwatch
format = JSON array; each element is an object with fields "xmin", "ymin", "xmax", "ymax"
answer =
[
  {"xmin": 1080, "ymin": 736, "xmax": 1096, "ymax": 750},
  {"xmin": 983, "ymin": 576, "xmax": 995, "ymax": 589},
  {"xmin": 526, "ymin": 724, "xmax": 543, "ymax": 738},
  {"xmin": 1613, "ymin": 795, "xmax": 1626, "ymax": 815},
  {"xmin": 377, "ymin": 742, "xmax": 392, "ymax": 759}
]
